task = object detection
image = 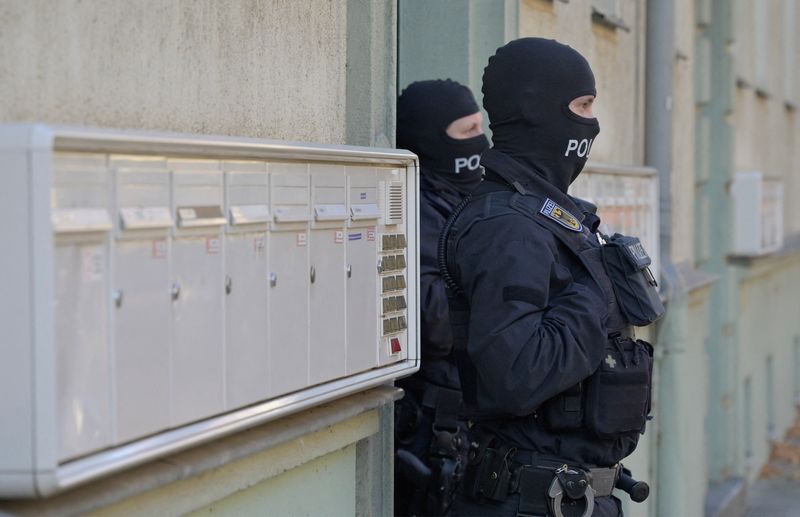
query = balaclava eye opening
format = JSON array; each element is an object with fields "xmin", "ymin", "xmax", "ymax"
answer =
[
  {"xmin": 397, "ymin": 79, "xmax": 489, "ymax": 194},
  {"xmin": 482, "ymin": 38, "xmax": 600, "ymax": 193}
]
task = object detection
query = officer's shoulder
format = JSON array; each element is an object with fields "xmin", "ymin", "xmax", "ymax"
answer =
[{"xmin": 463, "ymin": 186, "xmax": 544, "ymax": 222}]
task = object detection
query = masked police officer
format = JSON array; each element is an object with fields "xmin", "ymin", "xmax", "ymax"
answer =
[
  {"xmin": 441, "ymin": 39, "xmax": 661, "ymax": 516},
  {"xmin": 394, "ymin": 79, "xmax": 489, "ymax": 516}
]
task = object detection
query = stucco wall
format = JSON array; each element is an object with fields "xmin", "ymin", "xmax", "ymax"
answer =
[
  {"xmin": 518, "ymin": 0, "xmax": 645, "ymax": 166},
  {"xmin": 732, "ymin": 0, "xmax": 800, "ymax": 236},
  {"xmin": 729, "ymin": 0, "xmax": 800, "ymax": 480},
  {"xmin": 0, "ymin": 0, "xmax": 349, "ymax": 144}
]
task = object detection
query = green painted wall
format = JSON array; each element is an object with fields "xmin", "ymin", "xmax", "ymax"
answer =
[
  {"xmin": 397, "ymin": 0, "xmax": 518, "ymax": 134},
  {"xmin": 188, "ymin": 445, "xmax": 357, "ymax": 517}
]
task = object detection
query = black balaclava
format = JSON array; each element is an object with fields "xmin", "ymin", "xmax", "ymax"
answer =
[
  {"xmin": 397, "ymin": 80, "xmax": 489, "ymax": 194},
  {"xmin": 482, "ymin": 38, "xmax": 600, "ymax": 193}
]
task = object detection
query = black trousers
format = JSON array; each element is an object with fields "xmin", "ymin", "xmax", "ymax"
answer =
[{"xmin": 450, "ymin": 491, "xmax": 623, "ymax": 517}]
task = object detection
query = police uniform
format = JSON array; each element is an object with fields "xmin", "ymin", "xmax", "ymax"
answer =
[
  {"xmin": 442, "ymin": 39, "xmax": 660, "ymax": 517},
  {"xmin": 394, "ymin": 80, "xmax": 489, "ymax": 516},
  {"xmin": 446, "ymin": 151, "xmax": 650, "ymax": 516}
]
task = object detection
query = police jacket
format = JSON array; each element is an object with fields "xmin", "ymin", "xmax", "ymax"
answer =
[
  {"xmin": 411, "ymin": 170, "xmax": 475, "ymax": 391},
  {"xmin": 445, "ymin": 149, "xmax": 640, "ymax": 467}
]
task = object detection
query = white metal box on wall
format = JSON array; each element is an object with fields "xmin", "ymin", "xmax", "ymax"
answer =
[
  {"xmin": 0, "ymin": 124, "xmax": 420, "ymax": 498},
  {"xmin": 730, "ymin": 171, "xmax": 784, "ymax": 257}
]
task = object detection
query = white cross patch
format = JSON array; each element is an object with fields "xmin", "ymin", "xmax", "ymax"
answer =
[{"xmin": 605, "ymin": 354, "xmax": 617, "ymax": 368}]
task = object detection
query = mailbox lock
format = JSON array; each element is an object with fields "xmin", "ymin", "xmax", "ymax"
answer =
[
  {"xmin": 310, "ymin": 266, "xmax": 316, "ymax": 284},
  {"xmin": 347, "ymin": 264, "xmax": 352, "ymax": 278},
  {"xmin": 270, "ymin": 272, "xmax": 278, "ymax": 288},
  {"xmin": 171, "ymin": 283, "xmax": 181, "ymax": 301},
  {"xmin": 225, "ymin": 275, "xmax": 233, "ymax": 295},
  {"xmin": 112, "ymin": 289, "xmax": 123, "ymax": 309},
  {"xmin": 377, "ymin": 258, "xmax": 383, "ymax": 273}
]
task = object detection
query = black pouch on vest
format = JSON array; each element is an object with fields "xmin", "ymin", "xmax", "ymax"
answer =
[
  {"xmin": 585, "ymin": 337, "xmax": 654, "ymax": 439},
  {"xmin": 601, "ymin": 233, "xmax": 665, "ymax": 326},
  {"xmin": 539, "ymin": 382, "xmax": 584, "ymax": 431}
]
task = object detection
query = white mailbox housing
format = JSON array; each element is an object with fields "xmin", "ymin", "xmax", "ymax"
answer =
[{"xmin": 0, "ymin": 124, "xmax": 419, "ymax": 498}]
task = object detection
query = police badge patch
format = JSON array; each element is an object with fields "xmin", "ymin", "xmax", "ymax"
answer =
[{"xmin": 539, "ymin": 198, "xmax": 583, "ymax": 232}]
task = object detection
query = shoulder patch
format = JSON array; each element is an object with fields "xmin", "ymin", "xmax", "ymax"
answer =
[{"xmin": 539, "ymin": 198, "xmax": 583, "ymax": 232}]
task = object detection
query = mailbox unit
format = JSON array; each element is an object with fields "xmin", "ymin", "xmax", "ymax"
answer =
[{"xmin": 0, "ymin": 124, "xmax": 420, "ymax": 497}]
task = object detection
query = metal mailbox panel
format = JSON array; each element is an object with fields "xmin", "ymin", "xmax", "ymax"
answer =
[
  {"xmin": 345, "ymin": 167, "xmax": 380, "ymax": 374},
  {"xmin": 224, "ymin": 162, "xmax": 270, "ymax": 409},
  {"xmin": 0, "ymin": 124, "xmax": 419, "ymax": 498},
  {"xmin": 169, "ymin": 160, "xmax": 225, "ymax": 426},
  {"xmin": 111, "ymin": 157, "xmax": 173, "ymax": 443},
  {"xmin": 269, "ymin": 164, "xmax": 310, "ymax": 395},
  {"xmin": 309, "ymin": 165, "xmax": 347, "ymax": 385},
  {"xmin": 52, "ymin": 153, "xmax": 113, "ymax": 461}
]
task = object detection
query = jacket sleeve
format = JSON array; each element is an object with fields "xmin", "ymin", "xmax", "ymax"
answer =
[
  {"xmin": 455, "ymin": 213, "xmax": 608, "ymax": 415},
  {"xmin": 418, "ymin": 197, "xmax": 454, "ymax": 358}
]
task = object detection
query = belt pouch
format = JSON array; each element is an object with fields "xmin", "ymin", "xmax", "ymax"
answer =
[
  {"xmin": 463, "ymin": 444, "xmax": 514, "ymax": 502},
  {"xmin": 601, "ymin": 234, "xmax": 665, "ymax": 326},
  {"xmin": 517, "ymin": 467, "xmax": 553, "ymax": 517},
  {"xmin": 585, "ymin": 338, "xmax": 654, "ymax": 438},
  {"xmin": 539, "ymin": 382, "xmax": 584, "ymax": 431}
]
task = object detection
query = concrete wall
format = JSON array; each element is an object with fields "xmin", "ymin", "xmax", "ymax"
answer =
[
  {"xmin": 0, "ymin": 1, "xmax": 346, "ymax": 143},
  {"xmin": 0, "ymin": 0, "xmax": 396, "ymax": 148}
]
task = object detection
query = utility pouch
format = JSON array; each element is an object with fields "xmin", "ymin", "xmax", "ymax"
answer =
[
  {"xmin": 601, "ymin": 233, "xmax": 665, "ymax": 326},
  {"xmin": 539, "ymin": 382, "xmax": 584, "ymax": 431},
  {"xmin": 585, "ymin": 337, "xmax": 654, "ymax": 439},
  {"xmin": 463, "ymin": 439, "xmax": 515, "ymax": 503}
]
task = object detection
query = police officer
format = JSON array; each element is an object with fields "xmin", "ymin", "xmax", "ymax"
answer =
[
  {"xmin": 394, "ymin": 79, "xmax": 489, "ymax": 516},
  {"xmin": 441, "ymin": 39, "xmax": 658, "ymax": 516}
]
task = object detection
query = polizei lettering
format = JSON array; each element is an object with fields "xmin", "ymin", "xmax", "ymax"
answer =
[
  {"xmin": 454, "ymin": 154, "xmax": 481, "ymax": 173},
  {"xmin": 564, "ymin": 138, "xmax": 594, "ymax": 157}
]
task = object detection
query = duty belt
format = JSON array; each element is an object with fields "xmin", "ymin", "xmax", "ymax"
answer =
[
  {"xmin": 463, "ymin": 441, "xmax": 619, "ymax": 517},
  {"xmin": 511, "ymin": 458, "xmax": 620, "ymax": 517}
]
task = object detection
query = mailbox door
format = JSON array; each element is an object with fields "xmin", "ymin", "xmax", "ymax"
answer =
[
  {"xmin": 224, "ymin": 164, "xmax": 271, "ymax": 409},
  {"xmin": 113, "ymin": 239, "xmax": 171, "ymax": 441},
  {"xmin": 112, "ymin": 161, "xmax": 173, "ymax": 443},
  {"xmin": 309, "ymin": 166, "xmax": 347, "ymax": 384},
  {"xmin": 52, "ymin": 153, "xmax": 113, "ymax": 461},
  {"xmin": 171, "ymin": 235, "xmax": 224, "ymax": 424},
  {"xmin": 345, "ymin": 168, "xmax": 380, "ymax": 374},
  {"xmin": 268, "ymin": 165, "xmax": 310, "ymax": 395},
  {"xmin": 225, "ymin": 231, "xmax": 269, "ymax": 408},
  {"xmin": 170, "ymin": 161, "xmax": 225, "ymax": 425}
]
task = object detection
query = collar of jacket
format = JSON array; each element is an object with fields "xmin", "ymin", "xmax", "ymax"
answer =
[
  {"xmin": 480, "ymin": 148, "xmax": 584, "ymax": 221},
  {"xmin": 419, "ymin": 168, "xmax": 467, "ymax": 207}
]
